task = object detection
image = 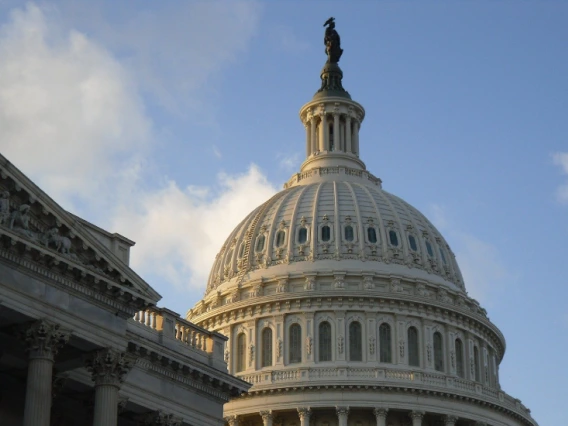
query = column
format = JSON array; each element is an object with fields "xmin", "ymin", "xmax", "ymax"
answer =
[
  {"xmin": 225, "ymin": 415, "xmax": 239, "ymax": 426},
  {"xmin": 297, "ymin": 407, "xmax": 312, "ymax": 426},
  {"xmin": 22, "ymin": 320, "xmax": 70, "ymax": 426},
  {"xmin": 319, "ymin": 115, "xmax": 326, "ymax": 152},
  {"xmin": 86, "ymin": 348, "xmax": 133, "ymax": 426},
  {"xmin": 442, "ymin": 415, "xmax": 458, "ymax": 426},
  {"xmin": 333, "ymin": 112, "xmax": 340, "ymax": 151},
  {"xmin": 352, "ymin": 120, "xmax": 360, "ymax": 156},
  {"xmin": 409, "ymin": 410, "xmax": 425, "ymax": 426},
  {"xmin": 336, "ymin": 406, "xmax": 349, "ymax": 426},
  {"xmin": 373, "ymin": 408, "xmax": 389, "ymax": 426},
  {"xmin": 323, "ymin": 114, "xmax": 330, "ymax": 151},
  {"xmin": 305, "ymin": 123, "xmax": 310, "ymax": 158},
  {"xmin": 310, "ymin": 116, "xmax": 317, "ymax": 154},
  {"xmin": 260, "ymin": 410, "xmax": 273, "ymax": 426},
  {"xmin": 345, "ymin": 115, "xmax": 352, "ymax": 154}
]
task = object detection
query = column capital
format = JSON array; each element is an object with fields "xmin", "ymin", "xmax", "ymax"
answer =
[
  {"xmin": 297, "ymin": 407, "xmax": 312, "ymax": 420},
  {"xmin": 142, "ymin": 410, "xmax": 183, "ymax": 426},
  {"xmin": 225, "ymin": 415, "xmax": 239, "ymax": 426},
  {"xmin": 442, "ymin": 415, "xmax": 458, "ymax": 425},
  {"xmin": 336, "ymin": 406, "xmax": 350, "ymax": 417},
  {"xmin": 22, "ymin": 320, "xmax": 69, "ymax": 360},
  {"xmin": 85, "ymin": 348, "xmax": 133, "ymax": 387},
  {"xmin": 409, "ymin": 410, "xmax": 425, "ymax": 420},
  {"xmin": 373, "ymin": 407, "xmax": 389, "ymax": 419},
  {"xmin": 260, "ymin": 410, "xmax": 273, "ymax": 420}
]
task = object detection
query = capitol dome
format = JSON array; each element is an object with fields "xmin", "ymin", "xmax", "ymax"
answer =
[{"xmin": 188, "ymin": 19, "xmax": 537, "ymax": 426}]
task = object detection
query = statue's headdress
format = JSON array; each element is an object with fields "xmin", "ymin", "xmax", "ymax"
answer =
[{"xmin": 324, "ymin": 17, "xmax": 335, "ymax": 27}]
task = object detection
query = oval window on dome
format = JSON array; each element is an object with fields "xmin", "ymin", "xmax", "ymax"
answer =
[
  {"xmin": 439, "ymin": 247, "xmax": 447, "ymax": 264},
  {"xmin": 408, "ymin": 235, "xmax": 418, "ymax": 252},
  {"xmin": 321, "ymin": 225, "xmax": 331, "ymax": 242},
  {"xmin": 275, "ymin": 230, "xmax": 285, "ymax": 247},
  {"xmin": 344, "ymin": 225, "xmax": 354, "ymax": 242},
  {"xmin": 255, "ymin": 235, "xmax": 265, "ymax": 252},
  {"xmin": 367, "ymin": 227, "xmax": 377, "ymax": 243},
  {"xmin": 425, "ymin": 240, "xmax": 434, "ymax": 257},
  {"xmin": 298, "ymin": 227, "xmax": 308, "ymax": 244},
  {"xmin": 388, "ymin": 230, "xmax": 399, "ymax": 247}
]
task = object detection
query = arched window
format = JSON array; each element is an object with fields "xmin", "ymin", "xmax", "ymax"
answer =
[
  {"xmin": 367, "ymin": 227, "xmax": 377, "ymax": 243},
  {"xmin": 298, "ymin": 227, "xmax": 308, "ymax": 244},
  {"xmin": 319, "ymin": 321, "xmax": 332, "ymax": 362},
  {"xmin": 389, "ymin": 230, "xmax": 399, "ymax": 246},
  {"xmin": 261, "ymin": 328, "xmax": 273, "ymax": 367},
  {"xmin": 255, "ymin": 235, "xmax": 265, "ymax": 252},
  {"xmin": 433, "ymin": 332, "xmax": 444, "ymax": 372},
  {"xmin": 289, "ymin": 324, "xmax": 302, "ymax": 364},
  {"xmin": 321, "ymin": 225, "xmax": 331, "ymax": 242},
  {"xmin": 275, "ymin": 230, "xmax": 285, "ymax": 247},
  {"xmin": 349, "ymin": 321, "xmax": 362, "ymax": 361},
  {"xmin": 408, "ymin": 235, "xmax": 418, "ymax": 252},
  {"xmin": 455, "ymin": 338, "xmax": 465, "ymax": 378},
  {"xmin": 425, "ymin": 240, "xmax": 434, "ymax": 257},
  {"xmin": 474, "ymin": 346, "xmax": 481, "ymax": 382},
  {"xmin": 329, "ymin": 123, "xmax": 334, "ymax": 151},
  {"xmin": 236, "ymin": 333, "xmax": 246, "ymax": 373},
  {"xmin": 408, "ymin": 327, "xmax": 419, "ymax": 367},
  {"xmin": 344, "ymin": 225, "xmax": 354, "ymax": 241},
  {"xmin": 379, "ymin": 323, "xmax": 392, "ymax": 363}
]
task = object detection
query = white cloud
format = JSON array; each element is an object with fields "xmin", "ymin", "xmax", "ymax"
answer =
[
  {"xmin": 428, "ymin": 204, "xmax": 512, "ymax": 304},
  {"xmin": 278, "ymin": 152, "xmax": 301, "ymax": 171},
  {"xmin": 111, "ymin": 165, "xmax": 277, "ymax": 290},
  {"xmin": 0, "ymin": 3, "xmax": 270, "ymax": 302},
  {"xmin": 0, "ymin": 3, "xmax": 150, "ymax": 210},
  {"xmin": 552, "ymin": 152, "xmax": 568, "ymax": 204}
]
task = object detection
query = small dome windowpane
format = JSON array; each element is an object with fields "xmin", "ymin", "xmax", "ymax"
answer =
[
  {"xmin": 367, "ymin": 227, "xmax": 377, "ymax": 243},
  {"xmin": 439, "ymin": 248, "xmax": 447, "ymax": 264},
  {"xmin": 321, "ymin": 225, "xmax": 331, "ymax": 242},
  {"xmin": 344, "ymin": 225, "xmax": 354, "ymax": 241},
  {"xmin": 389, "ymin": 230, "xmax": 398, "ymax": 246},
  {"xmin": 408, "ymin": 235, "xmax": 418, "ymax": 251},
  {"xmin": 275, "ymin": 230, "xmax": 285, "ymax": 247},
  {"xmin": 426, "ymin": 240, "xmax": 434, "ymax": 257},
  {"xmin": 255, "ymin": 235, "xmax": 265, "ymax": 252},
  {"xmin": 298, "ymin": 227, "xmax": 308, "ymax": 244}
]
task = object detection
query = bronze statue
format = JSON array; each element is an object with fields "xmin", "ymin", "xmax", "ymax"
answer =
[{"xmin": 323, "ymin": 17, "xmax": 343, "ymax": 63}]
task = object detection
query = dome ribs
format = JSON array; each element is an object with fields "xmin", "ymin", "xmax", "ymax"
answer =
[
  {"xmin": 344, "ymin": 182, "xmax": 365, "ymax": 259},
  {"xmin": 236, "ymin": 190, "xmax": 292, "ymax": 286}
]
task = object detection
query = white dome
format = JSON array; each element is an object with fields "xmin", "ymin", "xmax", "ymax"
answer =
[{"xmin": 205, "ymin": 172, "xmax": 465, "ymax": 297}]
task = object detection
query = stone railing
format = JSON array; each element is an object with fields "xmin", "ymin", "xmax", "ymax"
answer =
[
  {"xmin": 236, "ymin": 366, "xmax": 533, "ymax": 422},
  {"xmin": 131, "ymin": 306, "xmax": 227, "ymax": 369}
]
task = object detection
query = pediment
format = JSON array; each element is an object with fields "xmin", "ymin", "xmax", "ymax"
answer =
[{"xmin": 0, "ymin": 154, "xmax": 161, "ymax": 306}]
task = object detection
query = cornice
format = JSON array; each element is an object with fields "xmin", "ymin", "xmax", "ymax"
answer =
[
  {"xmin": 127, "ymin": 341, "xmax": 250, "ymax": 402},
  {"xmin": 234, "ymin": 382, "xmax": 536, "ymax": 426}
]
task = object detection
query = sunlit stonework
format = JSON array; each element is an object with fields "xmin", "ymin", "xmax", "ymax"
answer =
[{"xmin": 187, "ymin": 19, "xmax": 538, "ymax": 426}]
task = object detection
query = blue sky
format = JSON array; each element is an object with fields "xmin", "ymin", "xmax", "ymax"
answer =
[{"xmin": 0, "ymin": 1, "xmax": 566, "ymax": 424}]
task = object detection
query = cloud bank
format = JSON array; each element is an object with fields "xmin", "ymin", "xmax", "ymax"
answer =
[{"xmin": 0, "ymin": 3, "xmax": 272, "ymax": 298}]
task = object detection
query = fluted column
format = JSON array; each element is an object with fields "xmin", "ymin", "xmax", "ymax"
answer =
[
  {"xmin": 352, "ymin": 120, "xmax": 360, "ymax": 156},
  {"xmin": 323, "ymin": 114, "xmax": 330, "ymax": 151},
  {"xmin": 336, "ymin": 406, "xmax": 349, "ymax": 426},
  {"xmin": 86, "ymin": 348, "xmax": 133, "ymax": 426},
  {"xmin": 373, "ymin": 408, "xmax": 389, "ymax": 426},
  {"xmin": 345, "ymin": 115, "xmax": 352, "ymax": 153},
  {"xmin": 409, "ymin": 410, "xmax": 425, "ymax": 426},
  {"xmin": 297, "ymin": 407, "xmax": 312, "ymax": 426},
  {"xmin": 310, "ymin": 116, "xmax": 317, "ymax": 154},
  {"xmin": 260, "ymin": 410, "xmax": 273, "ymax": 426},
  {"xmin": 442, "ymin": 415, "xmax": 458, "ymax": 426},
  {"xmin": 225, "ymin": 415, "xmax": 239, "ymax": 426},
  {"xmin": 333, "ymin": 112, "xmax": 340, "ymax": 151},
  {"xmin": 22, "ymin": 320, "xmax": 69, "ymax": 426},
  {"xmin": 305, "ymin": 123, "xmax": 310, "ymax": 158},
  {"xmin": 319, "ymin": 115, "xmax": 326, "ymax": 152}
]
